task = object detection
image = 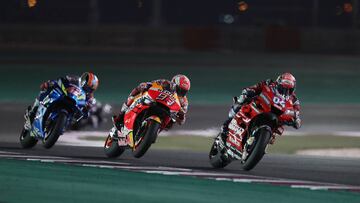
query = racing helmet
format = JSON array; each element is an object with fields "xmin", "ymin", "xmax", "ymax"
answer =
[
  {"xmin": 171, "ymin": 74, "xmax": 191, "ymax": 97},
  {"xmin": 80, "ymin": 72, "xmax": 99, "ymax": 93},
  {"xmin": 276, "ymin": 73, "xmax": 296, "ymax": 96}
]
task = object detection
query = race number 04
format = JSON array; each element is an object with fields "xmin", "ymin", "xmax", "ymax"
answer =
[{"xmin": 273, "ymin": 97, "xmax": 285, "ymax": 108}]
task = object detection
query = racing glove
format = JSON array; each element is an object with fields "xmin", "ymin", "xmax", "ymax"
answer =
[
  {"xmin": 293, "ymin": 117, "xmax": 301, "ymax": 129},
  {"xmin": 236, "ymin": 89, "xmax": 256, "ymax": 105},
  {"xmin": 176, "ymin": 111, "xmax": 186, "ymax": 125},
  {"xmin": 293, "ymin": 111, "xmax": 301, "ymax": 129},
  {"xmin": 121, "ymin": 102, "xmax": 130, "ymax": 113},
  {"xmin": 40, "ymin": 80, "xmax": 55, "ymax": 91}
]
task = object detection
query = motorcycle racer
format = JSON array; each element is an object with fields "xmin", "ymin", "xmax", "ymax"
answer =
[
  {"xmin": 220, "ymin": 72, "xmax": 301, "ymax": 142},
  {"xmin": 24, "ymin": 72, "xmax": 99, "ymax": 130},
  {"xmin": 113, "ymin": 74, "xmax": 190, "ymax": 130}
]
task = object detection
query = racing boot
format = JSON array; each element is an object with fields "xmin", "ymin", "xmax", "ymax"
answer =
[
  {"xmin": 113, "ymin": 102, "xmax": 130, "ymax": 129},
  {"xmin": 112, "ymin": 114, "xmax": 123, "ymax": 131},
  {"xmin": 220, "ymin": 117, "xmax": 231, "ymax": 142},
  {"xmin": 24, "ymin": 106, "xmax": 32, "ymax": 130},
  {"xmin": 24, "ymin": 99, "xmax": 39, "ymax": 130},
  {"xmin": 220, "ymin": 102, "xmax": 241, "ymax": 142}
]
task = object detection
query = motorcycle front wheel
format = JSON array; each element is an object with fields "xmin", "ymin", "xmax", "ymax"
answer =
[
  {"xmin": 104, "ymin": 134, "xmax": 125, "ymax": 158},
  {"xmin": 42, "ymin": 111, "xmax": 67, "ymax": 149},
  {"xmin": 19, "ymin": 128, "xmax": 38, "ymax": 149},
  {"xmin": 241, "ymin": 127, "xmax": 271, "ymax": 171},
  {"xmin": 132, "ymin": 120, "xmax": 160, "ymax": 158},
  {"xmin": 209, "ymin": 136, "xmax": 230, "ymax": 168}
]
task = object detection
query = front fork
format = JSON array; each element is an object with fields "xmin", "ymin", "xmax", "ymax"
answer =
[
  {"xmin": 214, "ymin": 134, "xmax": 235, "ymax": 161},
  {"xmin": 242, "ymin": 126, "xmax": 273, "ymax": 161}
]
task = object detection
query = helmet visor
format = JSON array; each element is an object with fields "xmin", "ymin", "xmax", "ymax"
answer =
[
  {"xmin": 277, "ymin": 84, "xmax": 293, "ymax": 96},
  {"xmin": 82, "ymin": 85, "xmax": 94, "ymax": 93},
  {"xmin": 176, "ymin": 86, "xmax": 188, "ymax": 97}
]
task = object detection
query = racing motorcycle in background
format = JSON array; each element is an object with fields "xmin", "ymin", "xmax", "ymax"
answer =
[
  {"xmin": 70, "ymin": 101, "xmax": 112, "ymax": 130},
  {"xmin": 104, "ymin": 82, "xmax": 181, "ymax": 158},
  {"xmin": 209, "ymin": 84, "xmax": 296, "ymax": 171},
  {"xmin": 20, "ymin": 79, "xmax": 87, "ymax": 149}
]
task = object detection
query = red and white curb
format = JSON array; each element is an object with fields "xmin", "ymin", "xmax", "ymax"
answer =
[{"xmin": 0, "ymin": 150, "xmax": 359, "ymax": 193}]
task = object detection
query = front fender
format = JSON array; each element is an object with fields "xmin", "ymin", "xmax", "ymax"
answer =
[
  {"xmin": 251, "ymin": 125, "xmax": 272, "ymax": 137},
  {"xmin": 148, "ymin": 115, "xmax": 162, "ymax": 124},
  {"xmin": 249, "ymin": 112, "xmax": 278, "ymax": 132}
]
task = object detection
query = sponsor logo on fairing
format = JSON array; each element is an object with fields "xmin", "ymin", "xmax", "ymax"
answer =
[
  {"xmin": 228, "ymin": 119, "xmax": 245, "ymax": 136},
  {"xmin": 229, "ymin": 136, "xmax": 240, "ymax": 147},
  {"xmin": 260, "ymin": 93, "xmax": 270, "ymax": 105}
]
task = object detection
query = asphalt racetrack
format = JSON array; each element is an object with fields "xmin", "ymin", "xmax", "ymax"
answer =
[
  {"xmin": 0, "ymin": 104, "xmax": 360, "ymax": 190},
  {"xmin": 1, "ymin": 142, "xmax": 360, "ymax": 187},
  {"xmin": 1, "ymin": 103, "xmax": 360, "ymax": 189}
]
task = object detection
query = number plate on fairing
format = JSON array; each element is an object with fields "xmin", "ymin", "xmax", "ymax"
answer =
[{"xmin": 156, "ymin": 90, "xmax": 176, "ymax": 106}]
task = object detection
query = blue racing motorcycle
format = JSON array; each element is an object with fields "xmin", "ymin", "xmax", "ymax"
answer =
[{"xmin": 20, "ymin": 79, "xmax": 87, "ymax": 149}]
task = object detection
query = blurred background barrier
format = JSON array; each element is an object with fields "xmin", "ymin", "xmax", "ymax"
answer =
[
  {"xmin": 265, "ymin": 26, "xmax": 301, "ymax": 52},
  {"xmin": 1, "ymin": 25, "xmax": 360, "ymax": 54},
  {"xmin": 1, "ymin": 0, "xmax": 360, "ymax": 135},
  {"xmin": 1, "ymin": 0, "xmax": 360, "ymax": 53}
]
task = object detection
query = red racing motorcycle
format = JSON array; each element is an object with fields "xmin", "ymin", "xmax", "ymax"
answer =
[
  {"xmin": 104, "ymin": 82, "xmax": 181, "ymax": 158},
  {"xmin": 209, "ymin": 84, "xmax": 296, "ymax": 171}
]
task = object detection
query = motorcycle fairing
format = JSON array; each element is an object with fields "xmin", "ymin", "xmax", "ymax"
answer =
[
  {"xmin": 31, "ymin": 88, "xmax": 63, "ymax": 138},
  {"xmin": 226, "ymin": 84, "xmax": 295, "ymax": 157},
  {"xmin": 121, "ymin": 82, "xmax": 181, "ymax": 148},
  {"xmin": 30, "ymin": 79, "xmax": 87, "ymax": 139}
]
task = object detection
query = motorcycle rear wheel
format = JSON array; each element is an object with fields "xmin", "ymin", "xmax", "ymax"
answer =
[
  {"xmin": 42, "ymin": 111, "xmax": 67, "ymax": 149},
  {"xmin": 104, "ymin": 134, "xmax": 125, "ymax": 158},
  {"xmin": 132, "ymin": 120, "xmax": 160, "ymax": 158},
  {"xmin": 19, "ymin": 128, "xmax": 38, "ymax": 149},
  {"xmin": 241, "ymin": 127, "xmax": 271, "ymax": 171}
]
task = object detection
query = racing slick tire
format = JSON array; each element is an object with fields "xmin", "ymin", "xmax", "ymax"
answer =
[
  {"xmin": 104, "ymin": 134, "xmax": 126, "ymax": 158},
  {"xmin": 241, "ymin": 127, "xmax": 271, "ymax": 171},
  {"xmin": 42, "ymin": 111, "xmax": 67, "ymax": 149},
  {"xmin": 132, "ymin": 120, "xmax": 160, "ymax": 158},
  {"xmin": 19, "ymin": 128, "xmax": 38, "ymax": 149},
  {"xmin": 209, "ymin": 138, "xmax": 230, "ymax": 168}
]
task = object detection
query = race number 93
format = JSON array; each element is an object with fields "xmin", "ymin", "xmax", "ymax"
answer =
[{"xmin": 156, "ymin": 90, "xmax": 176, "ymax": 106}]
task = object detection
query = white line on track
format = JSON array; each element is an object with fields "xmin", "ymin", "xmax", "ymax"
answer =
[
  {"xmin": 156, "ymin": 166, "xmax": 192, "ymax": 171},
  {"xmin": 214, "ymin": 178, "xmax": 233, "ymax": 181},
  {"xmin": 27, "ymin": 159, "xmax": 55, "ymax": 163},
  {"xmin": 0, "ymin": 150, "xmax": 22, "ymax": 155},
  {"xmin": 82, "ymin": 164, "xmax": 115, "ymax": 169},
  {"xmin": 232, "ymin": 178, "xmax": 328, "ymax": 185},
  {"xmin": 144, "ymin": 171, "xmax": 181, "ymax": 175},
  {"xmin": 101, "ymin": 165, "xmax": 193, "ymax": 171},
  {"xmin": 137, "ymin": 169, "xmax": 360, "ymax": 192},
  {"xmin": 291, "ymin": 185, "xmax": 360, "ymax": 191},
  {"xmin": 1, "ymin": 150, "xmax": 359, "ymax": 193},
  {"xmin": 0, "ymin": 154, "xmax": 70, "ymax": 159},
  {"xmin": 25, "ymin": 158, "xmax": 130, "ymax": 165}
]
